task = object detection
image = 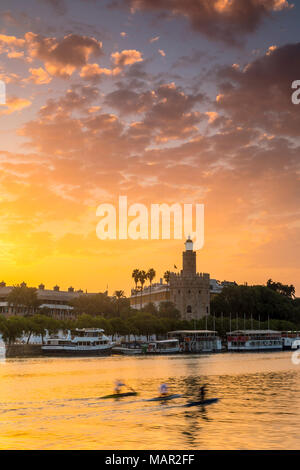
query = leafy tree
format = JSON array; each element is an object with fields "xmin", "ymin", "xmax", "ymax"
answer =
[
  {"xmin": 158, "ymin": 301, "xmax": 180, "ymax": 320},
  {"xmin": 267, "ymin": 279, "xmax": 296, "ymax": 298},
  {"xmin": 0, "ymin": 316, "xmax": 27, "ymax": 345},
  {"xmin": 7, "ymin": 285, "xmax": 41, "ymax": 315},
  {"xmin": 70, "ymin": 292, "xmax": 114, "ymax": 317},
  {"xmin": 211, "ymin": 284, "xmax": 300, "ymax": 324},
  {"xmin": 142, "ymin": 302, "xmax": 158, "ymax": 316}
]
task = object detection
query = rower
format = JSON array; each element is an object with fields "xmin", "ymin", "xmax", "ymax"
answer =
[
  {"xmin": 115, "ymin": 379, "xmax": 126, "ymax": 394},
  {"xmin": 159, "ymin": 383, "xmax": 168, "ymax": 397},
  {"xmin": 200, "ymin": 384, "xmax": 207, "ymax": 401}
]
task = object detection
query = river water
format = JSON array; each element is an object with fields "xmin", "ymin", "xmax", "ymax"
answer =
[{"xmin": 0, "ymin": 351, "xmax": 299, "ymax": 450}]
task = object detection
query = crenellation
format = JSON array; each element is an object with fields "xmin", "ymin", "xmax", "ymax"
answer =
[{"xmin": 169, "ymin": 237, "xmax": 210, "ymax": 320}]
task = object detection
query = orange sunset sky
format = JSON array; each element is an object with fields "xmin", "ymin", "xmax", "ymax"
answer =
[{"xmin": 0, "ymin": 0, "xmax": 299, "ymax": 296}]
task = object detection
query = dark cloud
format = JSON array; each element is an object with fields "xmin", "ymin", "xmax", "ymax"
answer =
[
  {"xmin": 41, "ymin": 0, "xmax": 67, "ymax": 15},
  {"xmin": 104, "ymin": 89, "xmax": 155, "ymax": 114},
  {"xmin": 27, "ymin": 32, "xmax": 102, "ymax": 64},
  {"xmin": 123, "ymin": 0, "xmax": 292, "ymax": 45},
  {"xmin": 39, "ymin": 85, "xmax": 101, "ymax": 117},
  {"xmin": 216, "ymin": 42, "xmax": 300, "ymax": 136}
]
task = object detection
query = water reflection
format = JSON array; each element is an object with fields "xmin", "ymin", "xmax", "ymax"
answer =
[{"xmin": 0, "ymin": 352, "xmax": 299, "ymax": 449}]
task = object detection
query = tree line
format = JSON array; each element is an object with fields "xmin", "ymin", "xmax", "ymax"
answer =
[{"xmin": 0, "ymin": 279, "xmax": 299, "ymax": 345}]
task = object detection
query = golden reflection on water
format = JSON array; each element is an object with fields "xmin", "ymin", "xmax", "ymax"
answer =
[{"xmin": 0, "ymin": 351, "xmax": 299, "ymax": 450}]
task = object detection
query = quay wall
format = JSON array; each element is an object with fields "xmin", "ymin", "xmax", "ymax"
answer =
[{"xmin": 5, "ymin": 344, "xmax": 43, "ymax": 358}]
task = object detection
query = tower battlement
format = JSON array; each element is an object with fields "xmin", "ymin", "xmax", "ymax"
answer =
[{"xmin": 169, "ymin": 239, "xmax": 210, "ymax": 320}]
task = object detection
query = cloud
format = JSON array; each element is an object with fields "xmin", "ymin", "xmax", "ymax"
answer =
[
  {"xmin": 78, "ymin": 49, "xmax": 145, "ymax": 82},
  {"xmin": 0, "ymin": 96, "xmax": 32, "ymax": 115},
  {"xmin": 37, "ymin": 85, "xmax": 101, "ymax": 119},
  {"xmin": 41, "ymin": 0, "xmax": 67, "ymax": 15},
  {"xmin": 0, "ymin": 33, "xmax": 25, "ymax": 51},
  {"xmin": 26, "ymin": 67, "xmax": 52, "ymax": 84},
  {"xmin": 105, "ymin": 81, "xmax": 204, "ymax": 142},
  {"xmin": 80, "ymin": 50, "xmax": 143, "ymax": 82},
  {"xmin": 105, "ymin": 89, "xmax": 155, "ymax": 115},
  {"xmin": 7, "ymin": 51, "xmax": 25, "ymax": 59},
  {"xmin": 149, "ymin": 36, "xmax": 160, "ymax": 43},
  {"xmin": 125, "ymin": 0, "xmax": 293, "ymax": 44},
  {"xmin": 216, "ymin": 41, "xmax": 300, "ymax": 136},
  {"xmin": 111, "ymin": 49, "xmax": 143, "ymax": 67},
  {"xmin": 80, "ymin": 63, "xmax": 120, "ymax": 82},
  {"xmin": 25, "ymin": 32, "xmax": 103, "ymax": 78},
  {"xmin": 158, "ymin": 49, "xmax": 166, "ymax": 57},
  {"xmin": 0, "ymin": 32, "xmax": 103, "ymax": 79}
]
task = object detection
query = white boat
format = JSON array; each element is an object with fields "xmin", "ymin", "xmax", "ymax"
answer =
[
  {"xmin": 281, "ymin": 331, "xmax": 300, "ymax": 350},
  {"xmin": 113, "ymin": 346, "xmax": 143, "ymax": 355},
  {"xmin": 146, "ymin": 339, "xmax": 180, "ymax": 354},
  {"xmin": 227, "ymin": 330, "xmax": 283, "ymax": 351},
  {"xmin": 168, "ymin": 330, "xmax": 223, "ymax": 353},
  {"xmin": 42, "ymin": 328, "xmax": 114, "ymax": 356},
  {"xmin": 0, "ymin": 337, "xmax": 5, "ymax": 360}
]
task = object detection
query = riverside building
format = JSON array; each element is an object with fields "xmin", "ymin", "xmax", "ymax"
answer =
[
  {"xmin": 130, "ymin": 237, "xmax": 210, "ymax": 320},
  {"xmin": 0, "ymin": 282, "xmax": 89, "ymax": 319}
]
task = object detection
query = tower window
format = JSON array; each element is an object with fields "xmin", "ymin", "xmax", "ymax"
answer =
[
  {"xmin": 178, "ymin": 290, "xmax": 180, "ymax": 294},
  {"xmin": 187, "ymin": 305, "xmax": 192, "ymax": 313},
  {"xmin": 188, "ymin": 290, "xmax": 191, "ymax": 294}
]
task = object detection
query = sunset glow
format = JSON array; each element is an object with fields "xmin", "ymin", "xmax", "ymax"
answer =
[{"xmin": 0, "ymin": 0, "xmax": 299, "ymax": 295}]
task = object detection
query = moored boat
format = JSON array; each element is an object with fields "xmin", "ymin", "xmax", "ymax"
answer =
[
  {"xmin": 281, "ymin": 331, "xmax": 300, "ymax": 350},
  {"xmin": 146, "ymin": 339, "xmax": 180, "ymax": 354},
  {"xmin": 168, "ymin": 330, "xmax": 223, "ymax": 353},
  {"xmin": 42, "ymin": 328, "xmax": 114, "ymax": 356},
  {"xmin": 227, "ymin": 330, "xmax": 282, "ymax": 352},
  {"xmin": 112, "ymin": 341, "xmax": 147, "ymax": 355}
]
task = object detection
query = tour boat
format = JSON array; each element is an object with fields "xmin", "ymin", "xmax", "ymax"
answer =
[
  {"xmin": 227, "ymin": 330, "xmax": 283, "ymax": 351},
  {"xmin": 167, "ymin": 330, "xmax": 223, "ymax": 353},
  {"xmin": 146, "ymin": 339, "xmax": 180, "ymax": 354},
  {"xmin": 42, "ymin": 328, "xmax": 114, "ymax": 356},
  {"xmin": 113, "ymin": 341, "xmax": 146, "ymax": 355},
  {"xmin": 281, "ymin": 331, "xmax": 300, "ymax": 350}
]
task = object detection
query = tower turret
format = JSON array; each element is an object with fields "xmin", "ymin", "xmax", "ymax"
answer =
[{"xmin": 182, "ymin": 236, "xmax": 196, "ymax": 275}]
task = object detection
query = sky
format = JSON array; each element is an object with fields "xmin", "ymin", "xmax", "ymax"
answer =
[{"xmin": 0, "ymin": 0, "xmax": 299, "ymax": 295}]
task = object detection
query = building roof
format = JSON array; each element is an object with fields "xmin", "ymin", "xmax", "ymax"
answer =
[
  {"xmin": 168, "ymin": 330, "xmax": 217, "ymax": 334},
  {"xmin": 0, "ymin": 285, "xmax": 100, "ymax": 307},
  {"xmin": 227, "ymin": 330, "xmax": 280, "ymax": 335}
]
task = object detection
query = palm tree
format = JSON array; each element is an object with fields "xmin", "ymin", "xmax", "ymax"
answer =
[
  {"xmin": 114, "ymin": 290, "xmax": 125, "ymax": 316},
  {"xmin": 138, "ymin": 270, "xmax": 147, "ymax": 310},
  {"xmin": 132, "ymin": 269, "xmax": 140, "ymax": 293},
  {"xmin": 132, "ymin": 269, "xmax": 141, "ymax": 309},
  {"xmin": 146, "ymin": 268, "xmax": 156, "ymax": 303},
  {"xmin": 163, "ymin": 270, "xmax": 170, "ymax": 285}
]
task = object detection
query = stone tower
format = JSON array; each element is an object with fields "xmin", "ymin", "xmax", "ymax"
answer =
[{"xmin": 169, "ymin": 237, "xmax": 210, "ymax": 320}]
